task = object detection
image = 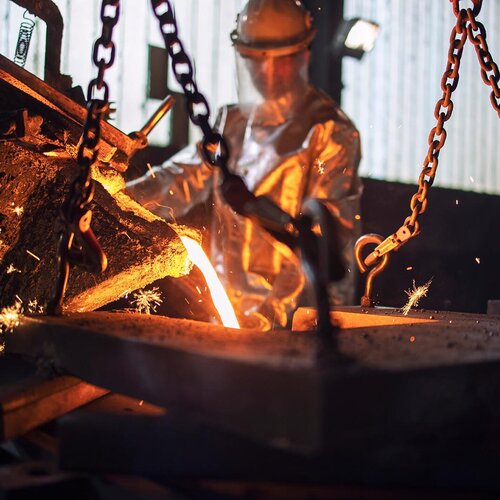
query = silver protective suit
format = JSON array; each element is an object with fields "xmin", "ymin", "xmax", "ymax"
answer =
[{"xmin": 126, "ymin": 53, "xmax": 362, "ymax": 330}]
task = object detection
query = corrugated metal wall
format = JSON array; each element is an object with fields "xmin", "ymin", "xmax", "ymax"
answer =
[
  {"xmin": 1, "ymin": 0, "xmax": 498, "ymax": 194},
  {"xmin": 342, "ymin": 0, "xmax": 500, "ymax": 195}
]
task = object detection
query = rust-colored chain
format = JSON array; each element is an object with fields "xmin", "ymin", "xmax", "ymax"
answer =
[
  {"xmin": 461, "ymin": 4, "xmax": 500, "ymax": 116},
  {"xmin": 49, "ymin": 0, "xmax": 119, "ymax": 315},
  {"xmin": 358, "ymin": 0, "xmax": 499, "ymax": 272},
  {"xmin": 404, "ymin": 6, "xmax": 469, "ymax": 234}
]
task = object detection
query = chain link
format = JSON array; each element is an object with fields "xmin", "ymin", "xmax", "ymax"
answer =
[
  {"xmin": 150, "ymin": 0, "xmax": 231, "ymax": 177},
  {"xmin": 405, "ymin": 9, "xmax": 468, "ymax": 234},
  {"xmin": 150, "ymin": 0, "xmax": 345, "ymax": 339},
  {"xmin": 463, "ymin": 7, "xmax": 500, "ymax": 115},
  {"xmin": 49, "ymin": 0, "xmax": 119, "ymax": 314},
  {"xmin": 360, "ymin": 0, "xmax": 500, "ymax": 273}
]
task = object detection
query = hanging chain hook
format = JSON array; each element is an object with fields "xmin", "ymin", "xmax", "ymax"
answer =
[
  {"xmin": 48, "ymin": 0, "xmax": 120, "ymax": 315},
  {"xmin": 355, "ymin": 234, "xmax": 390, "ymax": 308},
  {"xmin": 354, "ymin": 0, "xmax": 499, "ymax": 305}
]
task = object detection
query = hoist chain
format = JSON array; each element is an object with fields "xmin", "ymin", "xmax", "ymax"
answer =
[
  {"xmin": 149, "ymin": 1, "xmax": 231, "ymax": 180},
  {"xmin": 49, "ymin": 0, "xmax": 120, "ymax": 314},
  {"xmin": 358, "ymin": 0, "xmax": 499, "ymax": 272},
  {"xmin": 149, "ymin": 0, "xmax": 344, "ymax": 343},
  {"xmin": 461, "ymin": 4, "xmax": 500, "ymax": 116}
]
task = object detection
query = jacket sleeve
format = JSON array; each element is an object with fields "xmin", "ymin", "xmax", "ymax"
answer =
[
  {"xmin": 125, "ymin": 144, "xmax": 213, "ymax": 221},
  {"xmin": 303, "ymin": 116, "xmax": 363, "ymax": 305},
  {"xmin": 249, "ymin": 116, "xmax": 362, "ymax": 329}
]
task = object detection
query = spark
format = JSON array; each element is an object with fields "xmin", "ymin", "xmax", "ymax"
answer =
[
  {"xmin": 316, "ymin": 159, "xmax": 326, "ymax": 175},
  {"xmin": 455, "ymin": 199, "xmax": 459, "ymax": 205},
  {"xmin": 146, "ymin": 162, "xmax": 156, "ymax": 179},
  {"xmin": 130, "ymin": 287, "xmax": 163, "ymax": 315},
  {"xmin": 402, "ymin": 278, "xmax": 433, "ymax": 316},
  {"xmin": 354, "ymin": 214, "xmax": 361, "ymax": 220},
  {"xmin": 0, "ymin": 301, "xmax": 23, "ymax": 332},
  {"xmin": 26, "ymin": 250, "xmax": 41, "ymax": 261},
  {"xmin": 409, "ymin": 335, "xmax": 416, "ymax": 343},
  {"xmin": 27, "ymin": 298, "xmax": 44, "ymax": 314},
  {"xmin": 12, "ymin": 206, "xmax": 24, "ymax": 216},
  {"xmin": 406, "ymin": 266, "xmax": 413, "ymax": 271},
  {"xmin": 6, "ymin": 264, "xmax": 20, "ymax": 274},
  {"xmin": 475, "ymin": 257, "xmax": 481, "ymax": 264}
]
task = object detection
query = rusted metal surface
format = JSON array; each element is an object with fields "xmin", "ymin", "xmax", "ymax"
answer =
[
  {"xmin": 0, "ymin": 355, "xmax": 107, "ymax": 441},
  {"xmin": 292, "ymin": 306, "xmax": 437, "ymax": 331},
  {"xmin": 1, "ymin": 377, "xmax": 106, "ymax": 442},
  {"xmin": 0, "ymin": 51, "xmax": 196, "ymax": 313},
  {"xmin": 6, "ymin": 309, "xmax": 500, "ymax": 454},
  {"xmin": 0, "ymin": 53, "xmax": 135, "ymax": 170},
  {"xmin": 0, "ymin": 139, "xmax": 194, "ymax": 312}
]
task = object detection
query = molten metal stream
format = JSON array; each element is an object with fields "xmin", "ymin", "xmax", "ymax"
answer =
[{"xmin": 180, "ymin": 236, "xmax": 240, "ymax": 329}]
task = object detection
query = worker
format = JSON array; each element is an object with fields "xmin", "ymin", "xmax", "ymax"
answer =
[{"xmin": 127, "ymin": 0, "xmax": 362, "ymax": 330}]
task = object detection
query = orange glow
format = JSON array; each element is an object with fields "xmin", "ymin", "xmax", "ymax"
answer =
[{"xmin": 180, "ymin": 236, "xmax": 240, "ymax": 329}]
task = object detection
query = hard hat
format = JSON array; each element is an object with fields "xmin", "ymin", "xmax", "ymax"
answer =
[{"xmin": 231, "ymin": 0, "xmax": 316, "ymax": 58}]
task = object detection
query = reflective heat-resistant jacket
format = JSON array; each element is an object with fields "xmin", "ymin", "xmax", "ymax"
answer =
[{"xmin": 127, "ymin": 85, "xmax": 362, "ymax": 329}]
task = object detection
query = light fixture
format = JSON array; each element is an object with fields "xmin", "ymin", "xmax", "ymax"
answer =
[{"xmin": 332, "ymin": 18, "xmax": 380, "ymax": 60}]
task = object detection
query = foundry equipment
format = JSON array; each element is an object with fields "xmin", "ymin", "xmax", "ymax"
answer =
[
  {"xmin": 355, "ymin": 0, "xmax": 500, "ymax": 306},
  {"xmin": 1, "ymin": 1, "xmax": 500, "ymax": 495}
]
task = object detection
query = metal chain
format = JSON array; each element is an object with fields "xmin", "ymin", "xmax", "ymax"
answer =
[
  {"xmin": 49, "ymin": 0, "xmax": 120, "ymax": 315},
  {"xmin": 149, "ymin": 0, "xmax": 344, "ymax": 343},
  {"xmin": 149, "ymin": 0, "xmax": 231, "ymax": 179},
  {"xmin": 462, "ymin": 4, "xmax": 500, "ymax": 116},
  {"xmin": 404, "ymin": 6, "xmax": 469, "ymax": 234},
  {"xmin": 357, "ymin": 0, "xmax": 499, "ymax": 272}
]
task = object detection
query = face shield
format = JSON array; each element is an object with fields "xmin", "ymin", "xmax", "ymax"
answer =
[{"xmin": 235, "ymin": 50, "xmax": 310, "ymax": 123}]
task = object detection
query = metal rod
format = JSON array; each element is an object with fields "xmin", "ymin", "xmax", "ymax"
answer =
[{"xmin": 139, "ymin": 95, "xmax": 175, "ymax": 137}]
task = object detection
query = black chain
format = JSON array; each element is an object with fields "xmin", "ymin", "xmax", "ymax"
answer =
[
  {"xmin": 49, "ymin": 0, "xmax": 120, "ymax": 315},
  {"xmin": 149, "ymin": 1, "xmax": 231, "ymax": 178},
  {"xmin": 150, "ymin": 0, "xmax": 345, "ymax": 346}
]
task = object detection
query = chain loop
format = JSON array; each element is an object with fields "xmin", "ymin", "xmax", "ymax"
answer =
[
  {"xmin": 356, "ymin": 0, "xmax": 500, "ymax": 306},
  {"xmin": 150, "ymin": 0, "xmax": 346, "ymax": 340},
  {"xmin": 49, "ymin": 0, "xmax": 119, "ymax": 314},
  {"xmin": 465, "ymin": 15, "xmax": 500, "ymax": 115},
  {"xmin": 150, "ymin": 0, "xmax": 233, "ymax": 178}
]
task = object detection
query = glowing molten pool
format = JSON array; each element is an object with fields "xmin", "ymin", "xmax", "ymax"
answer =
[{"xmin": 180, "ymin": 236, "xmax": 240, "ymax": 329}]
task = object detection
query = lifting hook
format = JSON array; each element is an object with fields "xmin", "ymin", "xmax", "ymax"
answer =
[{"xmin": 355, "ymin": 233, "xmax": 390, "ymax": 308}]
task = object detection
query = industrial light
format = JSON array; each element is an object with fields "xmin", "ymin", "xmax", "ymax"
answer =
[{"xmin": 332, "ymin": 18, "xmax": 380, "ymax": 60}]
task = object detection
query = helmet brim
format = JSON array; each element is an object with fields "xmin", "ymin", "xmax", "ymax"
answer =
[{"xmin": 231, "ymin": 28, "xmax": 316, "ymax": 58}]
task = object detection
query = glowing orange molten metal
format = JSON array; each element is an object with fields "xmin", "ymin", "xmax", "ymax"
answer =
[{"xmin": 180, "ymin": 236, "xmax": 240, "ymax": 329}]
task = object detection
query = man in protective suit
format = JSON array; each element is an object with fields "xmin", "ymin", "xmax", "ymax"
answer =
[{"xmin": 127, "ymin": 0, "xmax": 362, "ymax": 330}]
